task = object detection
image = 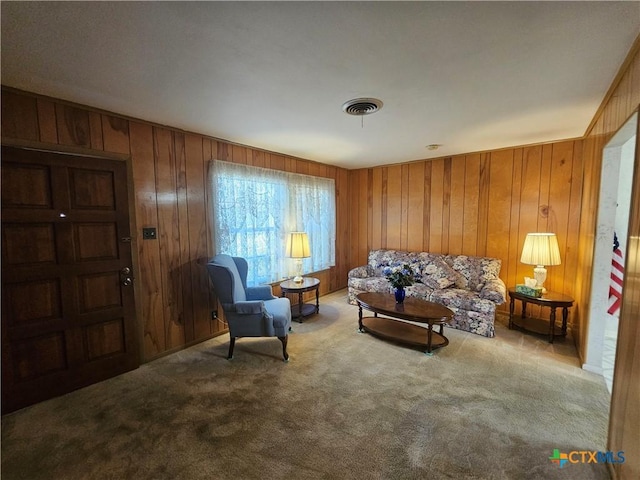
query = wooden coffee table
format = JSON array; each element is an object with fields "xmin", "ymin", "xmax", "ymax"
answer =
[{"xmin": 356, "ymin": 292, "xmax": 454, "ymax": 355}]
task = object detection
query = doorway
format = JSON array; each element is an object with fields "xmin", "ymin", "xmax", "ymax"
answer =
[
  {"xmin": 584, "ymin": 112, "xmax": 638, "ymax": 393},
  {"xmin": 1, "ymin": 146, "xmax": 139, "ymax": 413}
]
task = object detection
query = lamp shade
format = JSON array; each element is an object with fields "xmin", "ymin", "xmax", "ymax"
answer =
[
  {"xmin": 520, "ymin": 233, "xmax": 561, "ymax": 266},
  {"xmin": 286, "ymin": 232, "xmax": 310, "ymax": 258}
]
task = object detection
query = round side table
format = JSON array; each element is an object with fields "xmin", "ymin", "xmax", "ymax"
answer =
[{"xmin": 280, "ymin": 277, "xmax": 320, "ymax": 322}]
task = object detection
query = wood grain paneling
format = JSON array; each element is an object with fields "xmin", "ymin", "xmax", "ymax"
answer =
[
  {"xmin": 173, "ymin": 132, "xmax": 194, "ymax": 344},
  {"xmin": 184, "ymin": 134, "xmax": 210, "ymax": 341},
  {"xmin": 386, "ymin": 164, "xmax": 403, "ymax": 250},
  {"xmin": 153, "ymin": 128, "xmax": 185, "ymax": 349},
  {"xmin": 348, "ymin": 169, "xmax": 367, "ymax": 267},
  {"xmin": 1, "ymin": 91, "xmax": 38, "ymax": 141},
  {"xmin": 407, "ymin": 163, "xmax": 425, "ymax": 253},
  {"xmin": 129, "ymin": 122, "xmax": 165, "ymax": 358},
  {"xmin": 448, "ymin": 157, "xmax": 465, "ymax": 255},
  {"xmin": 334, "ymin": 167, "xmax": 350, "ymax": 291},
  {"xmin": 88, "ymin": 112, "xmax": 104, "ymax": 150},
  {"xmin": 429, "ymin": 159, "xmax": 445, "ymax": 254},
  {"xmin": 1, "ymin": 87, "xmax": 351, "ymax": 363},
  {"xmin": 102, "ymin": 115, "xmax": 130, "ymax": 154},
  {"xmin": 462, "ymin": 154, "xmax": 480, "ymax": 255},
  {"xmin": 55, "ymin": 104, "xmax": 91, "ymax": 147},
  {"xmin": 36, "ymin": 99, "xmax": 58, "ymax": 144},
  {"xmin": 485, "ymin": 150, "xmax": 513, "ymax": 263},
  {"xmin": 506, "ymin": 149, "xmax": 524, "ymax": 292},
  {"xmin": 476, "ymin": 154, "xmax": 490, "ymax": 256}
]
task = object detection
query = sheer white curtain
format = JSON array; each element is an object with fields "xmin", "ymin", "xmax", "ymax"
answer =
[{"xmin": 210, "ymin": 160, "xmax": 335, "ymax": 286}]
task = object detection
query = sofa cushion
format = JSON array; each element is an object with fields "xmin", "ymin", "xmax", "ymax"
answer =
[
  {"xmin": 368, "ymin": 249, "xmax": 416, "ymax": 275},
  {"xmin": 444, "ymin": 255, "xmax": 501, "ymax": 292},
  {"xmin": 405, "ymin": 283, "xmax": 433, "ymax": 300},
  {"xmin": 480, "ymin": 279, "xmax": 507, "ymax": 304},
  {"xmin": 348, "ymin": 276, "xmax": 392, "ymax": 294},
  {"xmin": 368, "ymin": 249, "xmax": 391, "ymax": 273},
  {"xmin": 413, "ymin": 252, "xmax": 438, "ymax": 280},
  {"xmin": 415, "ymin": 254, "xmax": 458, "ymax": 289},
  {"xmin": 429, "ymin": 288, "xmax": 498, "ymax": 314}
]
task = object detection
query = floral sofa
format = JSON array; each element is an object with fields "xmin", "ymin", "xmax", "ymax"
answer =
[{"xmin": 348, "ymin": 249, "xmax": 506, "ymax": 337}]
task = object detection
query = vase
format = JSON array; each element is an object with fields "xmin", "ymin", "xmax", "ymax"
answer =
[{"xmin": 394, "ymin": 287, "xmax": 405, "ymax": 304}]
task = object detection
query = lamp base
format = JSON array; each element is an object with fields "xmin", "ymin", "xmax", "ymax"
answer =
[
  {"xmin": 533, "ymin": 265, "xmax": 548, "ymax": 293},
  {"xmin": 293, "ymin": 258, "xmax": 304, "ymax": 283}
]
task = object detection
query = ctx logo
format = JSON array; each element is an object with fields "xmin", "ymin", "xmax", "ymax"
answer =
[{"xmin": 549, "ymin": 449, "xmax": 625, "ymax": 468}]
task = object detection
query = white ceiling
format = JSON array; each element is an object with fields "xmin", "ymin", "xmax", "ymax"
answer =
[{"xmin": 1, "ymin": 2, "xmax": 639, "ymax": 169}]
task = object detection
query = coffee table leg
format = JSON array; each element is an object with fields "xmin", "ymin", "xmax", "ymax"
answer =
[
  {"xmin": 358, "ymin": 305, "xmax": 363, "ymax": 332},
  {"xmin": 425, "ymin": 325, "xmax": 434, "ymax": 356},
  {"xmin": 315, "ymin": 287, "xmax": 319, "ymax": 313}
]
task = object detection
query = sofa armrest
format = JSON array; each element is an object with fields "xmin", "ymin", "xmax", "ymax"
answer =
[
  {"xmin": 348, "ymin": 265, "xmax": 374, "ymax": 279},
  {"xmin": 480, "ymin": 278, "xmax": 507, "ymax": 304},
  {"xmin": 246, "ymin": 285, "xmax": 276, "ymax": 301}
]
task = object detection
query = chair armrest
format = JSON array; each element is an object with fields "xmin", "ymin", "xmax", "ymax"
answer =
[
  {"xmin": 235, "ymin": 300, "xmax": 266, "ymax": 315},
  {"xmin": 246, "ymin": 285, "xmax": 276, "ymax": 301},
  {"xmin": 480, "ymin": 278, "xmax": 506, "ymax": 304},
  {"xmin": 348, "ymin": 265, "xmax": 373, "ymax": 279}
]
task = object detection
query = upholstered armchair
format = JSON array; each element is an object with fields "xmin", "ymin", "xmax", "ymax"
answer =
[{"xmin": 206, "ymin": 254, "xmax": 292, "ymax": 361}]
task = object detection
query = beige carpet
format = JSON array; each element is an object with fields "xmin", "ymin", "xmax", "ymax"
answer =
[{"xmin": 1, "ymin": 290, "xmax": 611, "ymax": 479}]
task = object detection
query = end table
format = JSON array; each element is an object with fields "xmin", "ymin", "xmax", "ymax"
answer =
[
  {"xmin": 280, "ymin": 277, "xmax": 320, "ymax": 322},
  {"xmin": 508, "ymin": 288, "xmax": 574, "ymax": 343}
]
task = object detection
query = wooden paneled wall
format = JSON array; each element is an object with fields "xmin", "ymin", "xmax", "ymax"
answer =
[
  {"xmin": 577, "ymin": 37, "xmax": 640, "ymax": 480},
  {"xmin": 348, "ymin": 140, "xmax": 583, "ymax": 314},
  {"xmin": 1, "ymin": 88, "xmax": 351, "ymax": 362}
]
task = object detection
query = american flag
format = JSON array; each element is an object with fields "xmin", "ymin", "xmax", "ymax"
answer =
[{"xmin": 607, "ymin": 242, "xmax": 624, "ymax": 316}]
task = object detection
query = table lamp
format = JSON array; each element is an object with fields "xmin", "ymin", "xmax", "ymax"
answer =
[
  {"xmin": 286, "ymin": 232, "xmax": 310, "ymax": 283},
  {"xmin": 520, "ymin": 232, "xmax": 561, "ymax": 292}
]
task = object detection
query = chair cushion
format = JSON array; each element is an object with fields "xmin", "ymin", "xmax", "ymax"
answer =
[
  {"xmin": 246, "ymin": 285, "xmax": 275, "ymax": 301},
  {"xmin": 263, "ymin": 297, "xmax": 291, "ymax": 335},
  {"xmin": 214, "ymin": 254, "xmax": 246, "ymax": 302}
]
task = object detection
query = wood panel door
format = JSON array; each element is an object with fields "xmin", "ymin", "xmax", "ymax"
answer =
[{"xmin": 1, "ymin": 146, "xmax": 139, "ymax": 413}]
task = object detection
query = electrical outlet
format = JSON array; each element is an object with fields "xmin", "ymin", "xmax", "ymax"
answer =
[{"xmin": 142, "ymin": 227, "xmax": 157, "ymax": 240}]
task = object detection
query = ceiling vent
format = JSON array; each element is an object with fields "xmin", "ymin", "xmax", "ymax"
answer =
[{"xmin": 342, "ymin": 97, "xmax": 383, "ymax": 116}]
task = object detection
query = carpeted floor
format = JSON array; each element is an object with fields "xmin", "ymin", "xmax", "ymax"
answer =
[{"xmin": 1, "ymin": 289, "xmax": 611, "ymax": 480}]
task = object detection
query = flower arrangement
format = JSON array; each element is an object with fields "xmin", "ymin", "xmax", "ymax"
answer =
[{"xmin": 383, "ymin": 263, "xmax": 418, "ymax": 289}]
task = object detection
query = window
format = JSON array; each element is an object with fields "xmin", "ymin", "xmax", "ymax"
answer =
[{"xmin": 211, "ymin": 160, "xmax": 336, "ymax": 286}]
